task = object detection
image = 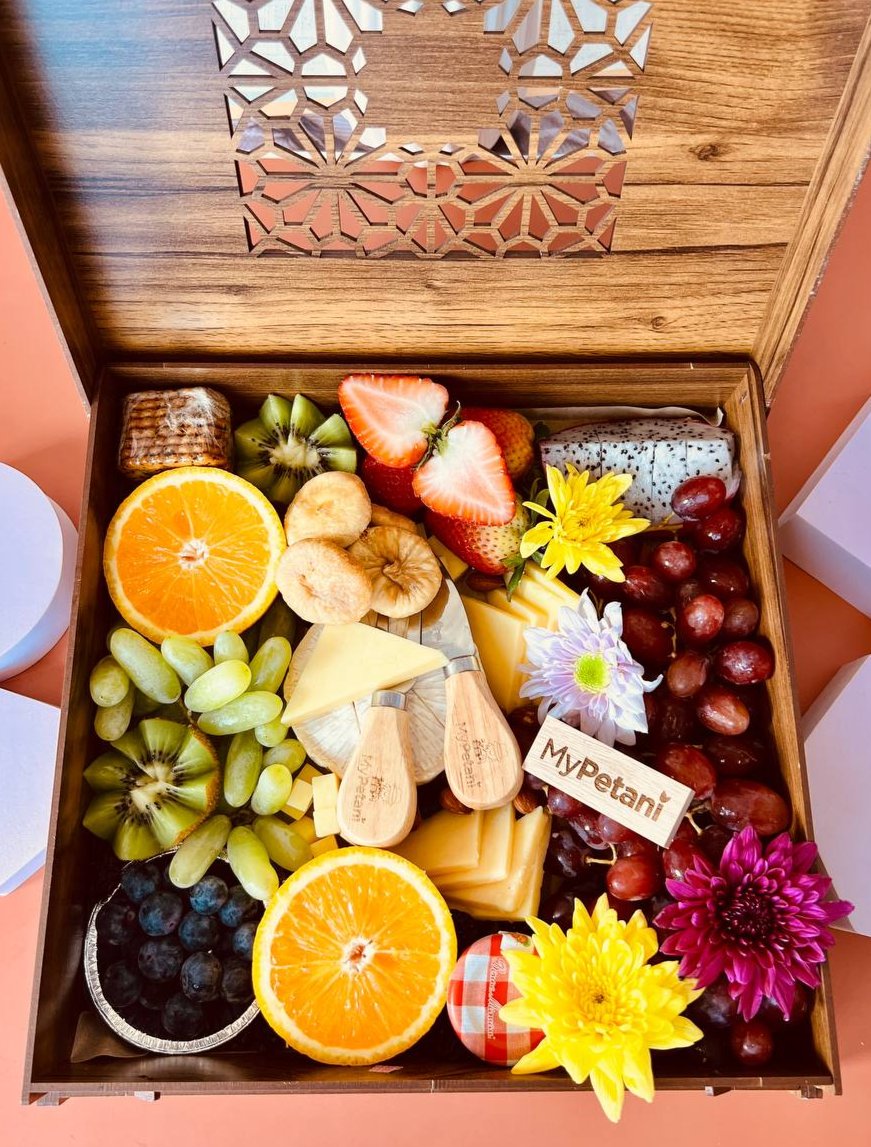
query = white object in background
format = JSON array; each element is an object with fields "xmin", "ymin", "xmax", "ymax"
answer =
[
  {"xmin": 0, "ymin": 688, "xmax": 60, "ymax": 894},
  {"xmin": 780, "ymin": 397, "xmax": 871, "ymax": 617},
  {"xmin": 0, "ymin": 463, "xmax": 77, "ymax": 680},
  {"xmin": 803, "ymin": 655, "xmax": 871, "ymax": 936}
]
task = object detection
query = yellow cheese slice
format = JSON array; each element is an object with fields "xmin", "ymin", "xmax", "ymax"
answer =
[
  {"xmin": 428, "ymin": 537, "xmax": 469, "ymax": 581},
  {"xmin": 515, "ymin": 565, "xmax": 580, "ymax": 622},
  {"xmin": 437, "ymin": 803, "xmax": 516, "ymax": 891},
  {"xmin": 446, "ymin": 807, "xmax": 549, "ymax": 919},
  {"xmin": 310, "ymin": 834, "xmax": 339, "ymax": 857},
  {"xmin": 486, "ymin": 587, "xmax": 550, "ymax": 629},
  {"xmin": 312, "ymin": 772, "xmax": 340, "ymax": 837},
  {"xmin": 510, "ymin": 807, "xmax": 551, "ymax": 920},
  {"xmin": 460, "ymin": 596, "xmax": 527, "ymax": 712},
  {"xmin": 390, "ymin": 809, "xmax": 483, "ymax": 877},
  {"xmin": 282, "ymin": 623, "xmax": 448, "ymax": 726}
]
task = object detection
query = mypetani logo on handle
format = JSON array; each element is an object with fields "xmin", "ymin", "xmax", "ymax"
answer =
[{"xmin": 522, "ymin": 716, "xmax": 694, "ymax": 848}]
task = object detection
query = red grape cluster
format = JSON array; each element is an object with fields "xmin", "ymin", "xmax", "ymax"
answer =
[{"xmin": 508, "ymin": 474, "xmax": 798, "ymax": 1069}]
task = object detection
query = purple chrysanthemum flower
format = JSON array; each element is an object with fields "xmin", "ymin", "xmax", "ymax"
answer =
[
  {"xmin": 519, "ymin": 589, "xmax": 660, "ymax": 747},
  {"xmin": 654, "ymin": 826, "xmax": 853, "ymax": 1020}
]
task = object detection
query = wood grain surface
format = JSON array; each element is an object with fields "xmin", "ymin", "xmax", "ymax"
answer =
[{"xmin": 0, "ymin": 0, "xmax": 868, "ymax": 400}]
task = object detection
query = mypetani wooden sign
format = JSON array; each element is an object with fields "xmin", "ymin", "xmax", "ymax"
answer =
[{"xmin": 522, "ymin": 717, "xmax": 695, "ymax": 848}]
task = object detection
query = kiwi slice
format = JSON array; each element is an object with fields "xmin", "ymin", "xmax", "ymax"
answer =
[
  {"xmin": 82, "ymin": 718, "xmax": 221, "ymax": 861},
  {"xmin": 234, "ymin": 393, "xmax": 357, "ymax": 503}
]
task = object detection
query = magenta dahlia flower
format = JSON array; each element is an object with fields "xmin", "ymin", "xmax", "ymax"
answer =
[{"xmin": 655, "ymin": 826, "xmax": 852, "ymax": 1020}]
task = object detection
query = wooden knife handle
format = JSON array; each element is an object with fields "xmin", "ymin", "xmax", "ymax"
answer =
[
  {"xmin": 443, "ymin": 657, "xmax": 523, "ymax": 811},
  {"xmin": 336, "ymin": 691, "xmax": 418, "ymax": 848}
]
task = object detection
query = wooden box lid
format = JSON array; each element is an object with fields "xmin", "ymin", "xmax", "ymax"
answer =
[{"xmin": 1, "ymin": 0, "xmax": 870, "ymax": 403}]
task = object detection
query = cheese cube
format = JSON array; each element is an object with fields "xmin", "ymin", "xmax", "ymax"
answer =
[
  {"xmin": 312, "ymin": 771, "xmax": 340, "ymax": 838},
  {"xmin": 310, "ymin": 834, "xmax": 340, "ymax": 857},
  {"xmin": 428, "ymin": 537, "xmax": 469, "ymax": 581},
  {"xmin": 437, "ymin": 804, "xmax": 515, "ymax": 891},
  {"xmin": 283, "ymin": 778, "xmax": 313, "ymax": 820},
  {"xmin": 297, "ymin": 762, "xmax": 321, "ymax": 786},
  {"xmin": 390, "ymin": 810, "xmax": 483, "ymax": 876},
  {"xmin": 293, "ymin": 815, "xmax": 317, "ymax": 844}
]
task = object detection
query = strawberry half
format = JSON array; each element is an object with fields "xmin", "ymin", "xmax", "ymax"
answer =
[
  {"xmin": 338, "ymin": 374, "xmax": 449, "ymax": 468},
  {"xmin": 461, "ymin": 407, "xmax": 535, "ymax": 481},
  {"xmin": 360, "ymin": 454, "xmax": 423, "ymax": 515},
  {"xmin": 425, "ymin": 499, "xmax": 530, "ymax": 575},
  {"xmin": 413, "ymin": 421, "xmax": 515, "ymax": 525}
]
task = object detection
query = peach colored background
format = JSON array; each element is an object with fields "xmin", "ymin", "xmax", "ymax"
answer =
[{"xmin": 2, "ymin": 168, "xmax": 871, "ymax": 1142}]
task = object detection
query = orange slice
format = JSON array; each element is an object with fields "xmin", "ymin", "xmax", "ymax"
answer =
[
  {"xmin": 253, "ymin": 847, "xmax": 456, "ymax": 1065},
  {"xmin": 104, "ymin": 467, "xmax": 285, "ymax": 645}
]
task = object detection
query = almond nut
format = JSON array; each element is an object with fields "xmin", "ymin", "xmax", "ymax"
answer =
[
  {"xmin": 439, "ymin": 787, "xmax": 472, "ymax": 815},
  {"xmin": 513, "ymin": 783, "xmax": 542, "ymax": 815}
]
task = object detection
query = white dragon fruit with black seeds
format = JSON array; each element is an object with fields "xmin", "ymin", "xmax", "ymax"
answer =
[{"xmin": 539, "ymin": 418, "xmax": 740, "ymax": 523}]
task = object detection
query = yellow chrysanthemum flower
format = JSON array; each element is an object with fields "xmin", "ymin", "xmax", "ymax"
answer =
[
  {"xmin": 520, "ymin": 466, "xmax": 649, "ymax": 582},
  {"xmin": 500, "ymin": 894, "xmax": 703, "ymax": 1123}
]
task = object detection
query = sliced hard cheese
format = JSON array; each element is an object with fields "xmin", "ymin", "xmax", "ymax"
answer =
[
  {"xmin": 312, "ymin": 771, "xmax": 340, "ymax": 838},
  {"xmin": 446, "ymin": 807, "xmax": 549, "ymax": 919},
  {"xmin": 486, "ymin": 588, "xmax": 549, "ymax": 629},
  {"xmin": 437, "ymin": 803, "xmax": 515, "ymax": 890},
  {"xmin": 282, "ymin": 622, "xmax": 447, "ymax": 726},
  {"xmin": 460, "ymin": 596, "xmax": 527, "ymax": 712},
  {"xmin": 428, "ymin": 536, "xmax": 469, "ymax": 581},
  {"xmin": 391, "ymin": 810, "xmax": 483, "ymax": 877}
]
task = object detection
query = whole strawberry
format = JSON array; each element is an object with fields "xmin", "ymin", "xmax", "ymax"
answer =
[
  {"xmin": 462, "ymin": 407, "xmax": 534, "ymax": 481},
  {"xmin": 361, "ymin": 454, "xmax": 422, "ymax": 515},
  {"xmin": 425, "ymin": 499, "xmax": 530, "ymax": 576}
]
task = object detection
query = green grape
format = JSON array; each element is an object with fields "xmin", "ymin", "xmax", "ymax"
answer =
[
  {"xmin": 214, "ymin": 631, "xmax": 249, "ymax": 665},
  {"xmin": 250, "ymin": 763, "xmax": 293, "ymax": 816},
  {"xmin": 227, "ymin": 826, "xmax": 279, "ymax": 901},
  {"xmin": 89, "ymin": 656, "xmax": 131, "ymax": 708},
  {"xmin": 252, "ymin": 816, "xmax": 312, "ymax": 872},
  {"xmin": 263, "ymin": 738, "xmax": 306, "ymax": 773},
  {"xmin": 254, "ymin": 718, "xmax": 287, "ymax": 748},
  {"xmin": 93, "ymin": 685, "xmax": 134, "ymax": 742},
  {"xmin": 109, "ymin": 628, "xmax": 181, "ymax": 705},
  {"xmin": 168, "ymin": 814, "xmax": 232, "ymax": 888},
  {"xmin": 257, "ymin": 597, "xmax": 297, "ymax": 647},
  {"xmin": 184, "ymin": 660, "xmax": 251, "ymax": 713},
  {"xmin": 249, "ymin": 636, "xmax": 292, "ymax": 694},
  {"xmin": 224, "ymin": 729, "xmax": 263, "ymax": 808},
  {"xmin": 160, "ymin": 636, "xmax": 213, "ymax": 687},
  {"xmin": 197, "ymin": 692, "xmax": 282, "ymax": 736}
]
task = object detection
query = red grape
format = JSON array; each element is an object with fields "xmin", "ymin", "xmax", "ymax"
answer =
[
  {"xmin": 666, "ymin": 649, "xmax": 710, "ymax": 698},
  {"xmin": 663, "ymin": 837, "xmax": 704, "ymax": 881},
  {"xmin": 711, "ymin": 779, "xmax": 790, "ymax": 835},
  {"xmin": 690, "ymin": 979, "xmax": 739, "ymax": 1029},
  {"xmin": 606, "ymin": 855, "xmax": 662, "ymax": 901},
  {"xmin": 615, "ymin": 836, "xmax": 660, "ymax": 861},
  {"xmin": 621, "ymin": 607, "xmax": 674, "ymax": 667},
  {"xmin": 545, "ymin": 829, "xmax": 591, "ymax": 879},
  {"xmin": 721, "ymin": 597, "xmax": 760, "ymax": 639},
  {"xmin": 656, "ymin": 743, "xmax": 717, "ymax": 799},
  {"xmin": 695, "ymin": 507, "xmax": 745, "ymax": 553},
  {"xmin": 677, "ymin": 594, "xmax": 725, "ymax": 645},
  {"xmin": 757, "ymin": 985, "xmax": 811, "ymax": 1027},
  {"xmin": 730, "ymin": 1020, "xmax": 774, "ymax": 1067},
  {"xmin": 697, "ymin": 555, "xmax": 750, "ymax": 598},
  {"xmin": 623, "ymin": 565, "xmax": 672, "ymax": 610},
  {"xmin": 671, "ymin": 476, "xmax": 728, "ymax": 522},
  {"xmin": 597, "ymin": 813, "xmax": 638, "ymax": 845},
  {"xmin": 696, "ymin": 684, "xmax": 751, "ymax": 736},
  {"xmin": 715, "ymin": 640, "xmax": 775, "ymax": 686},
  {"xmin": 538, "ymin": 889, "xmax": 577, "ymax": 929},
  {"xmin": 587, "ymin": 572, "xmax": 623, "ymax": 603},
  {"xmin": 652, "ymin": 540, "xmax": 697, "ymax": 582},
  {"xmin": 568, "ymin": 809, "xmax": 609, "ymax": 851},
  {"xmin": 676, "ymin": 578, "xmax": 705, "ymax": 607},
  {"xmin": 699, "ymin": 824, "xmax": 733, "ymax": 864},
  {"xmin": 610, "ymin": 537, "xmax": 641, "ymax": 567},
  {"xmin": 705, "ymin": 734, "xmax": 768, "ymax": 777},
  {"xmin": 653, "ymin": 696, "xmax": 698, "ymax": 744},
  {"xmin": 547, "ymin": 788, "xmax": 586, "ymax": 820}
]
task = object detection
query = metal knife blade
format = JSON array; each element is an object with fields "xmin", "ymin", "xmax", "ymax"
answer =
[{"xmin": 420, "ymin": 578, "xmax": 476, "ymax": 661}]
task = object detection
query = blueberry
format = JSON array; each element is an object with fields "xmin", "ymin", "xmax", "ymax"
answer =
[
  {"xmin": 189, "ymin": 875, "xmax": 229, "ymax": 916},
  {"xmin": 96, "ymin": 900, "xmax": 137, "ymax": 947},
  {"xmin": 138, "ymin": 937, "xmax": 184, "ymax": 983},
  {"xmin": 139, "ymin": 980, "xmax": 171, "ymax": 1011},
  {"xmin": 178, "ymin": 911, "xmax": 219, "ymax": 953},
  {"xmin": 220, "ymin": 956, "xmax": 254, "ymax": 1005},
  {"xmin": 218, "ymin": 885, "xmax": 255, "ymax": 928},
  {"xmin": 232, "ymin": 920, "xmax": 257, "ymax": 961},
  {"xmin": 180, "ymin": 952, "xmax": 222, "ymax": 1003},
  {"xmin": 139, "ymin": 891, "xmax": 184, "ymax": 936},
  {"xmin": 161, "ymin": 992, "xmax": 204, "ymax": 1040},
  {"xmin": 120, "ymin": 862, "xmax": 161, "ymax": 905},
  {"xmin": 102, "ymin": 961, "xmax": 142, "ymax": 1010}
]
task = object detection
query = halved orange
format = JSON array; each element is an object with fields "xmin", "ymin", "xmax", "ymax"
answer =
[
  {"xmin": 104, "ymin": 467, "xmax": 285, "ymax": 645},
  {"xmin": 252, "ymin": 847, "xmax": 457, "ymax": 1065}
]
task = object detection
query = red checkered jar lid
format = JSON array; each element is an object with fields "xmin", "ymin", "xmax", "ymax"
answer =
[{"xmin": 447, "ymin": 932, "xmax": 544, "ymax": 1067}]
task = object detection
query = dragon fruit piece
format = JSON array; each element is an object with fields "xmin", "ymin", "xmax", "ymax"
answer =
[{"xmin": 539, "ymin": 417, "xmax": 739, "ymax": 523}]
